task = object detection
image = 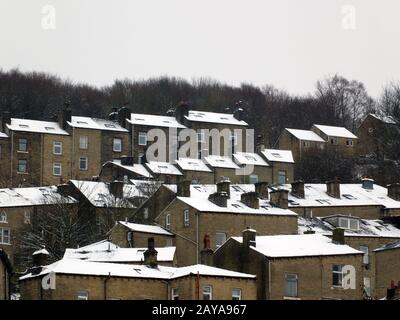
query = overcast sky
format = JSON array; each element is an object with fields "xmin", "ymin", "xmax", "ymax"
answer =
[{"xmin": 1, "ymin": 0, "xmax": 399, "ymax": 97}]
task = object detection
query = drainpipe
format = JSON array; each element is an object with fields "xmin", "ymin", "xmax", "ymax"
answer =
[
  {"xmin": 195, "ymin": 271, "xmax": 200, "ymax": 300},
  {"xmin": 10, "ymin": 131, "xmax": 13, "ymax": 187},
  {"xmin": 40, "ymin": 134, "xmax": 44, "ymax": 185},
  {"xmin": 104, "ymin": 272, "xmax": 111, "ymax": 300},
  {"xmin": 196, "ymin": 212, "xmax": 199, "ymax": 264},
  {"xmin": 71, "ymin": 127, "xmax": 75, "ymax": 179},
  {"xmin": 268, "ymin": 259, "xmax": 271, "ymax": 299}
]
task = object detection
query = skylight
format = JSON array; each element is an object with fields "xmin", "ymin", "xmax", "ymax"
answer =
[{"xmin": 104, "ymin": 123, "xmax": 116, "ymax": 128}]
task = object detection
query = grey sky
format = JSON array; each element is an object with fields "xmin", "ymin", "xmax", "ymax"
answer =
[{"xmin": 1, "ymin": 0, "xmax": 399, "ymax": 98}]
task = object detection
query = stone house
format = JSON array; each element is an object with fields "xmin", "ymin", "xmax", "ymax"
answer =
[
  {"xmin": 233, "ymin": 152, "xmax": 272, "ymax": 184},
  {"xmin": 144, "ymin": 161, "xmax": 183, "ymax": 184},
  {"xmin": 298, "ymin": 214, "xmax": 400, "ymax": 299},
  {"xmin": 260, "ymin": 149, "xmax": 294, "ymax": 185},
  {"xmin": 19, "ymin": 239, "xmax": 257, "ymax": 300},
  {"xmin": 174, "ymin": 158, "xmax": 214, "ymax": 184},
  {"xmin": 0, "ymin": 249, "xmax": 12, "ymax": 300},
  {"xmin": 99, "ymin": 157, "xmax": 153, "ymax": 182},
  {"xmin": 214, "ymin": 228, "xmax": 364, "ymax": 300},
  {"xmin": 203, "ymin": 155, "xmax": 241, "ymax": 183}
]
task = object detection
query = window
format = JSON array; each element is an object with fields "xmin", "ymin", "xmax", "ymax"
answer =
[
  {"xmin": 165, "ymin": 214, "xmax": 171, "ymax": 229},
  {"xmin": 203, "ymin": 286, "xmax": 212, "ymax": 300},
  {"xmin": 197, "ymin": 131, "xmax": 205, "ymax": 143},
  {"xmin": 285, "ymin": 273, "xmax": 298, "ymax": 297},
  {"xmin": 53, "ymin": 162, "xmax": 62, "ymax": 176},
  {"xmin": 171, "ymin": 288, "xmax": 179, "ymax": 300},
  {"xmin": 330, "ymin": 138, "xmax": 338, "ymax": 145},
  {"xmin": 77, "ymin": 291, "xmax": 88, "ymax": 300},
  {"xmin": 338, "ymin": 217, "xmax": 359, "ymax": 231},
  {"xmin": 249, "ymin": 174, "xmax": 258, "ymax": 184},
  {"xmin": 0, "ymin": 212, "xmax": 7, "ymax": 223},
  {"xmin": 53, "ymin": 142, "xmax": 62, "ymax": 155},
  {"xmin": 332, "ymin": 265, "xmax": 344, "ymax": 287},
  {"xmin": 183, "ymin": 209, "xmax": 190, "ymax": 227},
  {"xmin": 24, "ymin": 211, "xmax": 31, "ymax": 224},
  {"xmin": 346, "ymin": 139, "xmax": 354, "ymax": 147},
  {"xmin": 278, "ymin": 171, "xmax": 286, "ymax": 185},
  {"xmin": 18, "ymin": 138, "xmax": 27, "ymax": 152},
  {"xmin": 232, "ymin": 289, "xmax": 241, "ymax": 300},
  {"xmin": 303, "ymin": 141, "xmax": 310, "ymax": 148},
  {"xmin": 215, "ymin": 232, "xmax": 227, "ymax": 249},
  {"xmin": 79, "ymin": 136, "xmax": 88, "ymax": 149},
  {"xmin": 360, "ymin": 246, "xmax": 369, "ymax": 265},
  {"xmin": 0, "ymin": 228, "xmax": 10, "ymax": 244},
  {"xmin": 113, "ymin": 138, "xmax": 122, "ymax": 152},
  {"xmin": 18, "ymin": 160, "xmax": 27, "ymax": 173},
  {"xmin": 79, "ymin": 157, "xmax": 88, "ymax": 171},
  {"xmin": 138, "ymin": 132, "xmax": 147, "ymax": 146}
]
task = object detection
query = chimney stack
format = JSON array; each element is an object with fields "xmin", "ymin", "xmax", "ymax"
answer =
[
  {"xmin": 144, "ymin": 237, "xmax": 158, "ymax": 268},
  {"xmin": 175, "ymin": 101, "xmax": 190, "ymax": 124},
  {"xmin": 291, "ymin": 180, "xmax": 305, "ymax": 199},
  {"xmin": 208, "ymin": 192, "xmax": 229, "ymax": 207},
  {"xmin": 241, "ymin": 192, "xmax": 259, "ymax": 209},
  {"xmin": 177, "ymin": 180, "xmax": 191, "ymax": 197},
  {"xmin": 361, "ymin": 178, "xmax": 374, "ymax": 190},
  {"xmin": 109, "ymin": 180, "xmax": 124, "ymax": 199},
  {"xmin": 0, "ymin": 111, "xmax": 11, "ymax": 132},
  {"xmin": 269, "ymin": 189, "xmax": 289, "ymax": 209},
  {"xmin": 326, "ymin": 177, "xmax": 341, "ymax": 199},
  {"xmin": 242, "ymin": 227, "xmax": 256, "ymax": 249},
  {"xmin": 216, "ymin": 178, "xmax": 231, "ymax": 197},
  {"xmin": 387, "ymin": 183, "xmax": 400, "ymax": 201},
  {"xmin": 58, "ymin": 102, "xmax": 72, "ymax": 130},
  {"xmin": 200, "ymin": 234, "xmax": 214, "ymax": 266},
  {"xmin": 117, "ymin": 106, "xmax": 131, "ymax": 128},
  {"xmin": 332, "ymin": 228, "xmax": 345, "ymax": 245},
  {"xmin": 255, "ymin": 182, "xmax": 269, "ymax": 199},
  {"xmin": 109, "ymin": 107, "xmax": 118, "ymax": 122}
]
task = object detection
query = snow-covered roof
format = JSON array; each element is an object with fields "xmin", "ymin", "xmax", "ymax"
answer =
[
  {"xmin": 164, "ymin": 183, "xmax": 297, "ymax": 216},
  {"xmin": 127, "ymin": 113, "xmax": 186, "ymax": 128},
  {"xmin": 233, "ymin": 152, "xmax": 269, "ymax": 167},
  {"xmin": 145, "ymin": 161, "xmax": 183, "ymax": 176},
  {"xmin": 232, "ymin": 234, "xmax": 362, "ymax": 258},
  {"xmin": 261, "ymin": 149, "xmax": 294, "ymax": 163},
  {"xmin": 298, "ymin": 216, "xmax": 400, "ymax": 238},
  {"xmin": 20, "ymin": 260, "xmax": 255, "ymax": 280},
  {"xmin": 175, "ymin": 158, "xmax": 212, "ymax": 172},
  {"xmin": 369, "ymin": 113, "xmax": 397, "ymax": 125},
  {"xmin": 284, "ymin": 183, "xmax": 400, "ymax": 209},
  {"xmin": 313, "ymin": 124, "xmax": 358, "ymax": 139},
  {"xmin": 63, "ymin": 240, "xmax": 176, "ymax": 263},
  {"xmin": 185, "ymin": 110, "xmax": 248, "ymax": 126},
  {"xmin": 33, "ymin": 248, "xmax": 50, "ymax": 256},
  {"xmin": 0, "ymin": 131, "xmax": 8, "ymax": 138},
  {"xmin": 204, "ymin": 155, "xmax": 240, "ymax": 169},
  {"xmin": 103, "ymin": 160, "xmax": 153, "ymax": 178},
  {"xmin": 68, "ymin": 116, "xmax": 128, "ymax": 132},
  {"xmin": 374, "ymin": 240, "xmax": 400, "ymax": 252},
  {"xmin": 0, "ymin": 186, "xmax": 76, "ymax": 208},
  {"xmin": 286, "ymin": 128, "xmax": 325, "ymax": 142},
  {"xmin": 118, "ymin": 221, "xmax": 174, "ymax": 236},
  {"xmin": 7, "ymin": 118, "xmax": 69, "ymax": 135},
  {"xmin": 70, "ymin": 180, "xmax": 156, "ymax": 208}
]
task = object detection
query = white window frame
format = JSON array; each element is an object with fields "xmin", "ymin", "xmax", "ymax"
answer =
[
  {"xmin": 18, "ymin": 159, "xmax": 27, "ymax": 173},
  {"xmin": 0, "ymin": 227, "xmax": 10, "ymax": 244},
  {"xmin": 53, "ymin": 162, "xmax": 62, "ymax": 176},
  {"xmin": 346, "ymin": 139, "xmax": 354, "ymax": 147},
  {"xmin": 138, "ymin": 132, "xmax": 147, "ymax": 146},
  {"xmin": 79, "ymin": 136, "xmax": 88, "ymax": 150},
  {"xmin": 113, "ymin": 138, "xmax": 122, "ymax": 152},
  {"xmin": 77, "ymin": 291, "xmax": 89, "ymax": 300},
  {"xmin": 18, "ymin": 138, "xmax": 27, "ymax": 152},
  {"xmin": 285, "ymin": 273, "xmax": 298, "ymax": 297},
  {"xmin": 360, "ymin": 245, "xmax": 369, "ymax": 265},
  {"xmin": 165, "ymin": 214, "xmax": 171, "ymax": 229},
  {"xmin": 338, "ymin": 217, "xmax": 359, "ymax": 231},
  {"xmin": 183, "ymin": 209, "xmax": 190, "ymax": 227},
  {"xmin": 0, "ymin": 212, "xmax": 7, "ymax": 223},
  {"xmin": 215, "ymin": 232, "xmax": 227, "ymax": 249},
  {"xmin": 232, "ymin": 288, "xmax": 241, "ymax": 300},
  {"xmin": 171, "ymin": 288, "xmax": 179, "ymax": 300},
  {"xmin": 79, "ymin": 157, "xmax": 88, "ymax": 171},
  {"xmin": 53, "ymin": 141, "xmax": 62, "ymax": 155},
  {"xmin": 278, "ymin": 170, "xmax": 286, "ymax": 185},
  {"xmin": 203, "ymin": 285, "xmax": 212, "ymax": 300},
  {"xmin": 332, "ymin": 265, "xmax": 344, "ymax": 287},
  {"xmin": 330, "ymin": 138, "xmax": 338, "ymax": 145}
]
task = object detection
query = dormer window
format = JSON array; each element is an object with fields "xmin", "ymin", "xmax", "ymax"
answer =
[{"xmin": 338, "ymin": 217, "xmax": 359, "ymax": 231}]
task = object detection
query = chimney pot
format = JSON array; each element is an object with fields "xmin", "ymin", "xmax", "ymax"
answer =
[
  {"xmin": 242, "ymin": 227, "xmax": 256, "ymax": 249},
  {"xmin": 255, "ymin": 182, "xmax": 269, "ymax": 199},
  {"xmin": 241, "ymin": 192, "xmax": 259, "ymax": 209},
  {"xmin": 208, "ymin": 192, "xmax": 229, "ymax": 207},
  {"xmin": 175, "ymin": 101, "xmax": 190, "ymax": 124},
  {"xmin": 144, "ymin": 237, "xmax": 158, "ymax": 268},
  {"xmin": 200, "ymin": 234, "xmax": 214, "ymax": 266},
  {"xmin": 269, "ymin": 188, "xmax": 289, "ymax": 209},
  {"xmin": 361, "ymin": 178, "xmax": 374, "ymax": 190},
  {"xmin": 291, "ymin": 180, "xmax": 305, "ymax": 199},
  {"xmin": 326, "ymin": 177, "xmax": 341, "ymax": 199},
  {"xmin": 216, "ymin": 178, "xmax": 231, "ymax": 197}
]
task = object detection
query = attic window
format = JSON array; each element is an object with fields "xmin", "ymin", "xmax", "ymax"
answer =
[
  {"xmin": 162, "ymin": 120, "xmax": 171, "ymax": 123},
  {"xmin": 339, "ymin": 217, "xmax": 359, "ymax": 231},
  {"xmin": 271, "ymin": 153, "xmax": 282, "ymax": 158},
  {"xmin": 77, "ymin": 121, "xmax": 88, "ymax": 125},
  {"xmin": 231, "ymin": 204, "xmax": 242, "ymax": 208},
  {"xmin": 245, "ymin": 155, "xmax": 257, "ymax": 161},
  {"xmin": 19, "ymin": 124, "xmax": 29, "ymax": 128},
  {"xmin": 289, "ymin": 200, "xmax": 300, "ymax": 206},
  {"xmin": 193, "ymin": 186, "xmax": 207, "ymax": 192},
  {"xmin": 45, "ymin": 127, "xmax": 55, "ymax": 131},
  {"xmin": 104, "ymin": 123, "xmax": 116, "ymax": 128},
  {"xmin": 220, "ymin": 117, "xmax": 229, "ymax": 120},
  {"xmin": 232, "ymin": 186, "xmax": 245, "ymax": 192},
  {"xmin": 342, "ymin": 194, "xmax": 357, "ymax": 200},
  {"xmin": 316, "ymin": 199, "xmax": 332, "ymax": 205},
  {"xmin": 134, "ymin": 118, "xmax": 145, "ymax": 121},
  {"xmin": 136, "ymin": 250, "xmax": 146, "ymax": 254}
]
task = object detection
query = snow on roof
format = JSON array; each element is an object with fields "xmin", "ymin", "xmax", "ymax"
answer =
[
  {"xmin": 261, "ymin": 149, "xmax": 294, "ymax": 163},
  {"xmin": 118, "ymin": 221, "xmax": 174, "ymax": 236},
  {"xmin": 104, "ymin": 160, "xmax": 153, "ymax": 178},
  {"xmin": 232, "ymin": 234, "xmax": 362, "ymax": 258},
  {"xmin": 0, "ymin": 131, "xmax": 8, "ymax": 138},
  {"xmin": 20, "ymin": 260, "xmax": 255, "ymax": 281},
  {"xmin": 7, "ymin": 118, "xmax": 69, "ymax": 135},
  {"xmin": 298, "ymin": 216, "xmax": 400, "ymax": 238},
  {"xmin": 68, "ymin": 116, "xmax": 128, "ymax": 132},
  {"xmin": 63, "ymin": 240, "xmax": 176, "ymax": 263},
  {"xmin": 374, "ymin": 240, "xmax": 400, "ymax": 252},
  {"xmin": 145, "ymin": 161, "xmax": 183, "ymax": 176},
  {"xmin": 284, "ymin": 183, "xmax": 400, "ymax": 209},
  {"xmin": 286, "ymin": 128, "xmax": 325, "ymax": 142},
  {"xmin": 33, "ymin": 248, "xmax": 50, "ymax": 256},
  {"xmin": 175, "ymin": 158, "xmax": 212, "ymax": 172},
  {"xmin": 233, "ymin": 152, "xmax": 269, "ymax": 167},
  {"xmin": 185, "ymin": 110, "xmax": 248, "ymax": 126},
  {"xmin": 0, "ymin": 186, "xmax": 76, "ymax": 208},
  {"xmin": 204, "ymin": 155, "xmax": 240, "ymax": 169},
  {"xmin": 164, "ymin": 183, "xmax": 297, "ymax": 216},
  {"xmin": 369, "ymin": 113, "xmax": 397, "ymax": 125},
  {"xmin": 313, "ymin": 124, "xmax": 358, "ymax": 139},
  {"xmin": 70, "ymin": 180, "xmax": 155, "ymax": 208},
  {"xmin": 127, "ymin": 113, "xmax": 186, "ymax": 128}
]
